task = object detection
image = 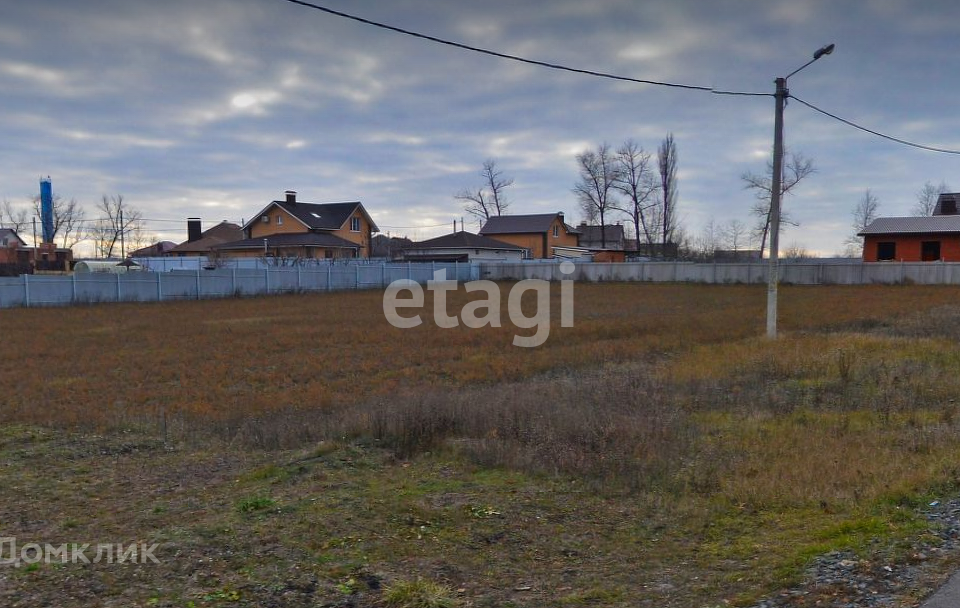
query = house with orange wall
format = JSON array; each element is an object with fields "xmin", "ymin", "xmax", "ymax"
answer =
[
  {"xmin": 216, "ymin": 191, "xmax": 379, "ymax": 259},
  {"xmin": 478, "ymin": 212, "xmax": 580, "ymax": 259},
  {"xmin": 860, "ymin": 194, "xmax": 960, "ymax": 262}
]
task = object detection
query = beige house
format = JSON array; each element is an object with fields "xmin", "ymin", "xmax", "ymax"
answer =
[{"xmin": 217, "ymin": 191, "xmax": 379, "ymax": 259}]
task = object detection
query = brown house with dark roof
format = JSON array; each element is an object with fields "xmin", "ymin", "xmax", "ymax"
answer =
[
  {"xmin": 478, "ymin": 212, "xmax": 580, "ymax": 259},
  {"xmin": 169, "ymin": 221, "xmax": 244, "ymax": 256},
  {"xmin": 216, "ymin": 191, "xmax": 378, "ymax": 259},
  {"xmin": 0, "ymin": 229, "xmax": 73, "ymax": 273}
]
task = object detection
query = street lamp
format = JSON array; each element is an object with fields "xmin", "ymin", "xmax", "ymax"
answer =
[{"xmin": 766, "ymin": 43, "xmax": 835, "ymax": 339}]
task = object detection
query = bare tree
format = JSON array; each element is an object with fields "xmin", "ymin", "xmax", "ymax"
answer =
[
  {"xmin": 31, "ymin": 194, "xmax": 86, "ymax": 248},
  {"xmin": 1, "ymin": 200, "xmax": 30, "ymax": 236},
  {"xmin": 722, "ymin": 219, "xmax": 749, "ymax": 252},
  {"xmin": 611, "ymin": 139, "xmax": 660, "ymax": 249},
  {"xmin": 783, "ymin": 243, "xmax": 814, "ymax": 259},
  {"xmin": 573, "ymin": 143, "xmax": 622, "ymax": 248},
  {"xmin": 456, "ymin": 159, "xmax": 513, "ymax": 225},
  {"xmin": 913, "ymin": 180, "xmax": 950, "ymax": 216},
  {"xmin": 845, "ymin": 189, "xmax": 880, "ymax": 255},
  {"xmin": 690, "ymin": 218, "xmax": 721, "ymax": 260},
  {"xmin": 742, "ymin": 151, "xmax": 815, "ymax": 258},
  {"xmin": 87, "ymin": 195, "xmax": 146, "ymax": 258},
  {"xmin": 657, "ymin": 134, "xmax": 679, "ymax": 248}
]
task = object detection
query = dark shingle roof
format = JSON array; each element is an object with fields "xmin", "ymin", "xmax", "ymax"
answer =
[
  {"xmin": 479, "ymin": 213, "xmax": 578, "ymax": 235},
  {"xmin": 169, "ymin": 222, "xmax": 243, "ymax": 253},
  {"xmin": 214, "ymin": 232, "xmax": 359, "ymax": 250},
  {"xmin": 413, "ymin": 231, "xmax": 523, "ymax": 250},
  {"xmin": 859, "ymin": 216, "xmax": 960, "ymax": 236},
  {"xmin": 577, "ymin": 224, "xmax": 625, "ymax": 243},
  {"xmin": 934, "ymin": 193, "xmax": 960, "ymax": 216},
  {"xmin": 130, "ymin": 241, "xmax": 177, "ymax": 257},
  {"xmin": 276, "ymin": 201, "xmax": 369, "ymax": 231}
]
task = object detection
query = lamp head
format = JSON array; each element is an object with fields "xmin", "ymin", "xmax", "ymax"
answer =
[{"xmin": 813, "ymin": 43, "xmax": 835, "ymax": 60}]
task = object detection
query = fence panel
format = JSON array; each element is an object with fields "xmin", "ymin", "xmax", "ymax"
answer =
[{"xmin": 9, "ymin": 260, "xmax": 960, "ymax": 310}]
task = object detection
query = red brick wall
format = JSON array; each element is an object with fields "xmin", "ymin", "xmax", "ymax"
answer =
[{"xmin": 863, "ymin": 235, "xmax": 960, "ymax": 262}]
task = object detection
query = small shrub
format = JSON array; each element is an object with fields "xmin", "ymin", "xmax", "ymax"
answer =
[
  {"xmin": 236, "ymin": 496, "xmax": 276, "ymax": 513},
  {"xmin": 382, "ymin": 578, "xmax": 455, "ymax": 608}
]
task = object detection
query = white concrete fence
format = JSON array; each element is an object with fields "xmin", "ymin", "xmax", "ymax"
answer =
[
  {"xmin": 2, "ymin": 260, "xmax": 958, "ymax": 309},
  {"xmin": 0, "ymin": 262, "xmax": 479, "ymax": 309},
  {"xmin": 479, "ymin": 260, "xmax": 960, "ymax": 285}
]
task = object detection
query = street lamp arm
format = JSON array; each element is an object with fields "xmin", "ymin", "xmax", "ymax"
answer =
[{"xmin": 785, "ymin": 43, "xmax": 836, "ymax": 80}]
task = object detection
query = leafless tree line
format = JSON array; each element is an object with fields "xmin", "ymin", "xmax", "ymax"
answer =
[
  {"xmin": 450, "ymin": 144, "xmax": 951, "ymax": 260},
  {"xmin": 0, "ymin": 193, "xmax": 150, "ymax": 256},
  {"xmin": 572, "ymin": 135, "xmax": 679, "ymax": 251}
]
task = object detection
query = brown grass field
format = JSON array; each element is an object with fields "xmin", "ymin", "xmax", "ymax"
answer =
[{"xmin": 5, "ymin": 283, "xmax": 960, "ymax": 606}]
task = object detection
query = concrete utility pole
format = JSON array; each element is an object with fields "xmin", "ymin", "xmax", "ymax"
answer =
[
  {"xmin": 766, "ymin": 43, "xmax": 834, "ymax": 339},
  {"xmin": 767, "ymin": 77, "xmax": 786, "ymax": 339}
]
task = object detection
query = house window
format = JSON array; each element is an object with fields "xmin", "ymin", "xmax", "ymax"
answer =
[
  {"xmin": 350, "ymin": 217, "xmax": 361, "ymax": 232},
  {"xmin": 922, "ymin": 241, "xmax": 941, "ymax": 261},
  {"xmin": 276, "ymin": 215, "xmax": 283, "ymax": 226},
  {"xmin": 553, "ymin": 225, "xmax": 559, "ymax": 238},
  {"xmin": 876, "ymin": 242, "xmax": 896, "ymax": 261}
]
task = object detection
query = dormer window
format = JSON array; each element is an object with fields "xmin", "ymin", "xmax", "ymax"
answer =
[{"xmin": 350, "ymin": 217, "xmax": 361, "ymax": 232}]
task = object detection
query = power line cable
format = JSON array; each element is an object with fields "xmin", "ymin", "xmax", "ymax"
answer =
[
  {"xmin": 790, "ymin": 94, "xmax": 960, "ymax": 156},
  {"xmin": 377, "ymin": 222, "xmax": 458, "ymax": 229},
  {"xmin": 281, "ymin": 0, "xmax": 718, "ymax": 92}
]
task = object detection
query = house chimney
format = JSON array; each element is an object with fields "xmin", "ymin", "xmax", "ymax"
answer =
[
  {"xmin": 285, "ymin": 190, "xmax": 297, "ymax": 204},
  {"xmin": 187, "ymin": 218, "xmax": 202, "ymax": 243}
]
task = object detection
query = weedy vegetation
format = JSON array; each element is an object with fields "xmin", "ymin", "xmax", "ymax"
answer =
[{"xmin": 5, "ymin": 283, "xmax": 960, "ymax": 606}]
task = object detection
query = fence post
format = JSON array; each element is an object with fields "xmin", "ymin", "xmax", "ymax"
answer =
[
  {"xmin": 455, "ymin": 261, "xmax": 459, "ymax": 282},
  {"xmin": 407, "ymin": 261, "xmax": 412, "ymax": 281},
  {"xmin": 196, "ymin": 269, "xmax": 202, "ymax": 300},
  {"xmin": 264, "ymin": 267, "xmax": 269, "ymax": 294},
  {"xmin": 232, "ymin": 267, "xmax": 237, "ymax": 295},
  {"xmin": 327, "ymin": 264, "xmax": 332, "ymax": 292},
  {"xmin": 381, "ymin": 262, "xmax": 386, "ymax": 288},
  {"xmin": 157, "ymin": 272, "xmax": 162, "ymax": 302},
  {"xmin": 117, "ymin": 272, "xmax": 122, "ymax": 302},
  {"xmin": 72, "ymin": 272, "xmax": 78, "ymax": 303},
  {"xmin": 297, "ymin": 266, "xmax": 302, "ymax": 291},
  {"xmin": 356, "ymin": 264, "xmax": 360, "ymax": 289},
  {"xmin": 23, "ymin": 273, "xmax": 29, "ymax": 307}
]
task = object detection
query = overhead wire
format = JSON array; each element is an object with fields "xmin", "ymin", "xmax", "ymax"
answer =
[
  {"xmin": 281, "ymin": 0, "xmax": 717, "ymax": 92},
  {"xmin": 282, "ymin": 0, "xmax": 960, "ymax": 157},
  {"xmin": 790, "ymin": 94, "xmax": 960, "ymax": 156}
]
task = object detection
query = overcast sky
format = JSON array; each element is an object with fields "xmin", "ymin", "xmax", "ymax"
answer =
[{"xmin": 2, "ymin": 0, "xmax": 959, "ymax": 255}]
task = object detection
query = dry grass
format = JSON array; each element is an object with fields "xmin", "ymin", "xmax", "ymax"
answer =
[
  {"xmin": 2, "ymin": 283, "xmax": 958, "ymax": 429},
  {"xmin": 6, "ymin": 283, "xmax": 960, "ymax": 605}
]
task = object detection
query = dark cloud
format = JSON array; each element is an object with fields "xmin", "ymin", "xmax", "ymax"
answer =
[{"xmin": 1, "ymin": 0, "xmax": 959, "ymax": 253}]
